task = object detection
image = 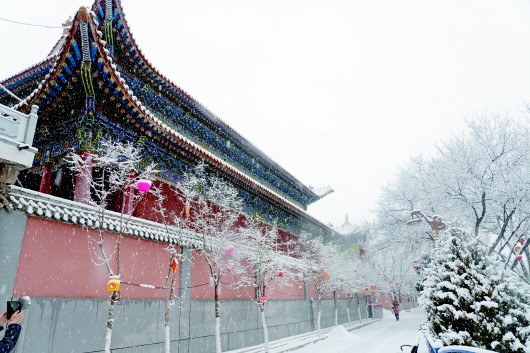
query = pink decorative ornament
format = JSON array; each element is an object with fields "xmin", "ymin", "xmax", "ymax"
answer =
[
  {"xmin": 224, "ymin": 247, "xmax": 235, "ymax": 255},
  {"xmin": 520, "ymin": 238, "xmax": 526, "ymax": 244},
  {"xmin": 412, "ymin": 265, "xmax": 419, "ymax": 270},
  {"xmin": 277, "ymin": 270, "xmax": 284, "ymax": 277},
  {"xmin": 415, "ymin": 240, "xmax": 420, "ymax": 244},
  {"xmin": 517, "ymin": 255, "xmax": 523, "ymax": 260},
  {"xmin": 136, "ymin": 179, "xmax": 152, "ymax": 192},
  {"xmin": 259, "ymin": 296, "xmax": 267, "ymax": 304}
]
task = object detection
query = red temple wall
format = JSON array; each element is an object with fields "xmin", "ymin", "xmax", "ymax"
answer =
[
  {"xmin": 13, "ymin": 216, "xmax": 178, "ymax": 299},
  {"xmin": 14, "ymin": 215, "xmax": 308, "ymax": 301},
  {"xmin": 265, "ymin": 273, "xmax": 305, "ymax": 300},
  {"xmin": 190, "ymin": 251, "xmax": 255, "ymax": 300}
]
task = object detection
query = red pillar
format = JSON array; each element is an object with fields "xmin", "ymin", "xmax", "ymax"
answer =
[
  {"xmin": 73, "ymin": 149, "xmax": 94, "ymax": 204},
  {"xmin": 39, "ymin": 162, "xmax": 53, "ymax": 194}
]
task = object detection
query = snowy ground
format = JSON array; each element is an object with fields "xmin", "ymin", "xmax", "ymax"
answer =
[{"xmin": 291, "ymin": 308, "xmax": 429, "ymax": 353}]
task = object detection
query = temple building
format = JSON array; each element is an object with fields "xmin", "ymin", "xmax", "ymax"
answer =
[
  {"xmin": 0, "ymin": 1, "xmax": 361, "ymax": 352},
  {"xmin": 0, "ymin": 1, "xmax": 334, "ymax": 238}
]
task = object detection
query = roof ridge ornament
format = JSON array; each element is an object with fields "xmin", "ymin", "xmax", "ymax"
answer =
[
  {"xmin": 307, "ymin": 185, "xmax": 334, "ymax": 198},
  {"xmin": 104, "ymin": 0, "xmax": 114, "ymax": 57},
  {"xmin": 78, "ymin": 7, "xmax": 96, "ymax": 113}
]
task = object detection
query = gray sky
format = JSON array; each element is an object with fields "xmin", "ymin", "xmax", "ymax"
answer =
[{"xmin": 2, "ymin": 1, "xmax": 530, "ymax": 227}]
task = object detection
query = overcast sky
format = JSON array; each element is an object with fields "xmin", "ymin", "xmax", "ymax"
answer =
[{"xmin": 2, "ymin": 1, "xmax": 530, "ymax": 227}]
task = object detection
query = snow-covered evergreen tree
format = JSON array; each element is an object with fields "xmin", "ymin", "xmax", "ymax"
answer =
[{"xmin": 420, "ymin": 227, "xmax": 530, "ymax": 353}]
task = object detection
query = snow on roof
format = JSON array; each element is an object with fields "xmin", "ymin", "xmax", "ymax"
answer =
[{"xmin": 7, "ymin": 185, "xmax": 194, "ymax": 243}]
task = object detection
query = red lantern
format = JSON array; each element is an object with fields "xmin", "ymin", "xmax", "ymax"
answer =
[
  {"xmin": 517, "ymin": 255, "xmax": 523, "ymax": 260},
  {"xmin": 171, "ymin": 258, "xmax": 179, "ymax": 272},
  {"xmin": 184, "ymin": 202, "xmax": 190, "ymax": 218},
  {"xmin": 520, "ymin": 238, "xmax": 526, "ymax": 244},
  {"xmin": 136, "ymin": 179, "xmax": 152, "ymax": 192},
  {"xmin": 276, "ymin": 269, "xmax": 284, "ymax": 277}
]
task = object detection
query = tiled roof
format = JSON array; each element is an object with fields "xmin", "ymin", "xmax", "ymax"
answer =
[{"xmin": 7, "ymin": 185, "xmax": 200, "ymax": 248}]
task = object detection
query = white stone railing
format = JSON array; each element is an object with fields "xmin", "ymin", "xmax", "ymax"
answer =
[
  {"xmin": 0, "ymin": 104, "xmax": 39, "ymax": 166},
  {"xmin": 0, "ymin": 104, "xmax": 39, "ymax": 183}
]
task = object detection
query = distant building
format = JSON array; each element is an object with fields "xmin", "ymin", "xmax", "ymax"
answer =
[{"xmin": 331, "ymin": 214, "xmax": 368, "ymax": 258}]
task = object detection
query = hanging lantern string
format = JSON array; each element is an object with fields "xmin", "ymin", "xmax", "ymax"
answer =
[
  {"xmin": 0, "ymin": 16, "xmax": 67, "ymax": 29},
  {"xmin": 0, "ymin": 81, "xmax": 28, "ymax": 106},
  {"xmin": 121, "ymin": 280, "xmax": 235, "ymax": 290}
]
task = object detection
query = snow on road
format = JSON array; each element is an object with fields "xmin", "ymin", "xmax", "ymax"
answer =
[{"xmin": 293, "ymin": 308, "xmax": 429, "ymax": 353}]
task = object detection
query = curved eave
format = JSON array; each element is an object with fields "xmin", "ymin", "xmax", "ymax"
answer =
[
  {"xmin": 90, "ymin": 0, "xmax": 326, "ymax": 204},
  {"xmin": 0, "ymin": 57, "xmax": 56, "ymax": 102},
  {"xmin": 11, "ymin": 20, "xmax": 85, "ymax": 113}
]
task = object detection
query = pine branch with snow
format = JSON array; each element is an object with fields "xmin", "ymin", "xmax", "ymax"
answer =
[{"xmin": 420, "ymin": 227, "xmax": 530, "ymax": 353}]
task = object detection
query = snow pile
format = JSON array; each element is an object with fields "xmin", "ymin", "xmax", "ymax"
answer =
[
  {"xmin": 439, "ymin": 346, "xmax": 498, "ymax": 353},
  {"xmin": 326, "ymin": 325, "xmax": 357, "ymax": 340},
  {"xmin": 293, "ymin": 308, "xmax": 427, "ymax": 353}
]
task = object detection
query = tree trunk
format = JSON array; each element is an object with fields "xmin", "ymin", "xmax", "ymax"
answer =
[
  {"xmin": 260, "ymin": 305, "xmax": 270, "ymax": 353},
  {"xmin": 164, "ymin": 325, "xmax": 170, "ymax": 353},
  {"xmin": 214, "ymin": 283, "xmax": 222, "ymax": 353},
  {"xmin": 164, "ymin": 252, "xmax": 178, "ymax": 353},
  {"xmin": 104, "ymin": 292, "xmax": 119, "ymax": 353},
  {"xmin": 333, "ymin": 290, "xmax": 338, "ymax": 326},
  {"xmin": 316, "ymin": 297, "xmax": 322, "ymax": 333}
]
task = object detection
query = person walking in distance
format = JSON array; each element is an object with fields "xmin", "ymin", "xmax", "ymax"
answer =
[
  {"xmin": 0, "ymin": 310, "xmax": 24, "ymax": 353},
  {"xmin": 392, "ymin": 300, "xmax": 400, "ymax": 321}
]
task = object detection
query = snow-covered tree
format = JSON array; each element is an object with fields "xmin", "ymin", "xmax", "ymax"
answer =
[
  {"xmin": 299, "ymin": 234, "xmax": 345, "ymax": 331},
  {"xmin": 374, "ymin": 116, "xmax": 530, "ymax": 279},
  {"xmin": 362, "ymin": 225, "xmax": 424, "ymax": 301},
  {"xmin": 234, "ymin": 216, "xmax": 302, "ymax": 353},
  {"xmin": 174, "ymin": 162, "xmax": 245, "ymax": 353},
  {"xmin": 420, "ymin": 227, "xmax": 530, "ymax": 352},
  {"xmin": 67, "ymin": 139, "xmax": 156, "ymax": 353},
  {"xmin": 146, "ymin": 185, "xmax": 183, "ymax": 353}
]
